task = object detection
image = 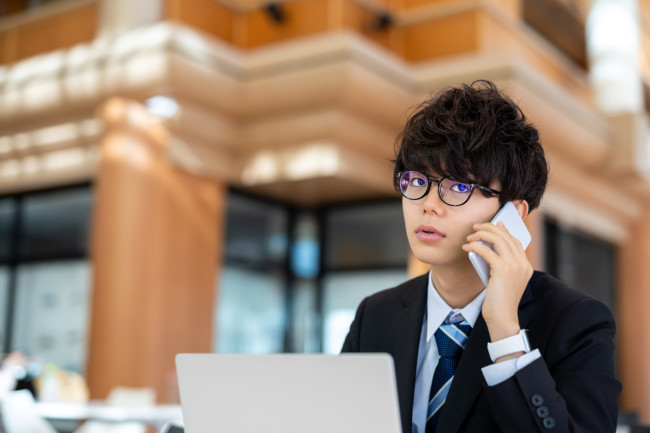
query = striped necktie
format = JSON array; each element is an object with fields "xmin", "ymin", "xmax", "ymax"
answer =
[{"xmin": 425, "ymin": 317, "xmax": 472, "ymax": 432}]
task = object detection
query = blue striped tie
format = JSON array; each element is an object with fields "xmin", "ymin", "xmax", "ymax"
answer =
[{"xmin": 425, "ymin": 317, "xmax": 472, "ymax": 432}]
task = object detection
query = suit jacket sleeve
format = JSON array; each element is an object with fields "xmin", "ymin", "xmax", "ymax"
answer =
[
  {"xmin": 484, "ymin": 296, "xmax": 621, "ymax": 433},
  {"xmin": 341, "ymin": 297, "xmax": 366, "ymax": 353}
]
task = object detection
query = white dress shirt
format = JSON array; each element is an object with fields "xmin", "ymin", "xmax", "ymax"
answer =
[{"xmin": 410, "ymin": 271, "xmax": 541, "ymax": 433}]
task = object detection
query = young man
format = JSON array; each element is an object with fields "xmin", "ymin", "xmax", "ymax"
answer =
[{"xmin": 341, "ymin": 81, "xmax": 620, "ymax": 433}]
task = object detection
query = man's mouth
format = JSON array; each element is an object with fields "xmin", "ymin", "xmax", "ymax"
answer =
[{"xmin": 415, "ymin": 225, "xmax": 446, "ymax": 240}]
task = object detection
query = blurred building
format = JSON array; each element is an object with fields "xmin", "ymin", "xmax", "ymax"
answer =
[{"xmin": 0, "ymin": 0, "xmax": 649, "ymax": 422}]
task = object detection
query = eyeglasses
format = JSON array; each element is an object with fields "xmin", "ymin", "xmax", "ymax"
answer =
[{"xmin": 396, "ymin": 171, "xmax": 500, "ymax": 206}]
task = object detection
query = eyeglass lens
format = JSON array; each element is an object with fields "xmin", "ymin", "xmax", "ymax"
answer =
[{"xmin": 399, "ymin": 171, "xmax": 473, "ymax": 205}]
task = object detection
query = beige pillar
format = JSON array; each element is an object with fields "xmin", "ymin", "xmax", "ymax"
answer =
[
  {"xmin": 98, "ymin": 0, "xmax": 163, "ymax": 37},
  {"xmin": 619, "ymin": 204, "xmax": 650, "ymax": 421},
  {"xmin": 86, "ymin": 98, "xmax": 225, "ymax": 402}
]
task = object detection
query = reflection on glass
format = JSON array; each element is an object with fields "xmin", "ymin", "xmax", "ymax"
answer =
[
  {"xmin": 0, "ymin": 267, "xmax": 8, "ymax": 349},
  {"xmin": 545, "ymin": 220, "xmax": 615, "ymax": 309},
  {"xmin": 290, "ymin": 280, "xmax": 319, "ymax": 353},
  {"xmin": 21, "ymin": 188, "xmax": 93, "ymax": 260},
  {"xmin": 0, "ymin": 200, "xmax": 13, "ymax": 262},
  {"xmin": 215, "ymin": 267, "xmax": 285, "ymax": 353},
  {"xmin": 223, "ymin": 194, "xmax": 288, "ymax": 266},
  {"xmin": 291, "ymin": 214, "xmax": 320, "ymax": 279},
  {"xmin": 325, "ymin": 202, "xmax": 408, "ymax": 270},
  {"xmin": 12, "ymin": 260, "xmax": 92, "ymax": 373},
  {"xmin": 322, "ymin": 270, "xmax": 408, "ymax": 354}
]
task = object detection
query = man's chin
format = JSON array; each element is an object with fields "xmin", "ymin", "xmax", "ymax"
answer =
[
  {"xmin": 411, "ymin": 248, "xmax": 467, "ymax": 269},
  {"xmin": 412, "ymin": 253, "xmax": 457, "ymax": 267}
]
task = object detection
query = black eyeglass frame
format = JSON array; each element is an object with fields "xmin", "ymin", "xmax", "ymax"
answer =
[{"xmin": 396, "ymin": 171, "xmax": 501, "ymax": 206}]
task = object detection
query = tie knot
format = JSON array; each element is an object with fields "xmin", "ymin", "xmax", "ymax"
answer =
[{"xmin": 434, "ymin": 321, "xmax": 472, "ymax": 358}]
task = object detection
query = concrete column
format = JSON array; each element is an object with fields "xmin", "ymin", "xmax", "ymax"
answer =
[{"xmin": 86, "ymin": 98, "xmax": 225, "ymax": 402}]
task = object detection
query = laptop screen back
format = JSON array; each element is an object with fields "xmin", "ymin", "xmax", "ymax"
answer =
[{"xmin": 175, "ymin": 353, "xmax": 402, "ymax": 433}]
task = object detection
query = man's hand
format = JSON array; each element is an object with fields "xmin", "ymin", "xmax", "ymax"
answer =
[{"xmin": 462, "ymin": 221, "xmax": 533, "ymax": 352}]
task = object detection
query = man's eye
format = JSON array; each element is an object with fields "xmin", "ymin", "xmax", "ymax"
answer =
[
  {"xmin": 411, "ymin": 178, "xmax": 426, "ymax": 187},
  {"xmin": 450, "ymin": 182, "xmax": 472, "ymax": 193}
]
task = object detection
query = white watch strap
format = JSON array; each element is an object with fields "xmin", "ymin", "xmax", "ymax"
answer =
[{"xmin": 487, "ymin": 329, "xmax": 531, "ymax": 362}]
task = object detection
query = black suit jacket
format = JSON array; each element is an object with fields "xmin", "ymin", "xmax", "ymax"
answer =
[{"xmin": 341, "ymin": 271, "xmax": 621, "ymax": 433}]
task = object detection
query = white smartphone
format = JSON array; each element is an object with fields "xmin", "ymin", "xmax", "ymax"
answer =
[{"xmin": 468, "ymin": 201, "xmax": 531, "ymax": 287}]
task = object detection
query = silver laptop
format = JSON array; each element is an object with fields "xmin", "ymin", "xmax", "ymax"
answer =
[{"xmin": 175, "ymin": 353, "xmax": 402, "ymax": 433}]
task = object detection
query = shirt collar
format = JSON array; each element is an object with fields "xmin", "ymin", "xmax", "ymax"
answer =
[{"xmin": 426, "ymin": 270, "xmax": 486, "ymax": 341}]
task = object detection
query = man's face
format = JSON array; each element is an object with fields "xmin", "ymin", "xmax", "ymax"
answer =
[{"xmin": 402, "ymin": 181, "xmax": 501, "ymax": 268}]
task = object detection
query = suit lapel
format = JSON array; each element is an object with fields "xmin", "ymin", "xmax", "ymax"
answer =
[
  {"xmin": 392, "ymin": 275, "xmax": 428, "ymax": 433},
  {"xmin": 435, "ymin": 281, "xmax": 536, "ymax": 432}
]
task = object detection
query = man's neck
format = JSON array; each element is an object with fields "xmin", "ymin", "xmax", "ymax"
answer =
[{"xmin": 430, "ymin": 262, "xmax": 485, "ymax": 309}]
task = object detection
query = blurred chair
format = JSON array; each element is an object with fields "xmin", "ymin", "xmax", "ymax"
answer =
[
  {"xmin": 73, "ymin": 387, "xmax": 156, "ymax": 433},
  {"xmin": 0, "ymin": 390, "xmax": 58, "ymax": 433}
]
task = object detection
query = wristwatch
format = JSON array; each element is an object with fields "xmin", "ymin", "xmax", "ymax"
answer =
[{"xmin": 487, "ymin": 329, "xmax": 531, "ymax": 362}]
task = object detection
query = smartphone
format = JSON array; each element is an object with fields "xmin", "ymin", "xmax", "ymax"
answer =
[{"xmin": 468, "ymin": 201, "xmax": 531, "ymax": 287}]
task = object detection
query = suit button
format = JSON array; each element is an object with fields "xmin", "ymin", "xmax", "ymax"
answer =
[
  {"xmin": 536, "ymin": 406, "xmax": 549, "ymax": 418},
  {"xmin": 531, "ymin": 394, "xmax": 544, "ymax": 406},
  {"xmin": 543, "ymin": 417, "xmax": 556, "ymax": 429}
]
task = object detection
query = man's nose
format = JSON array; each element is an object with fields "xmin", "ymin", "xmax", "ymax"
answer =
[{"xmin": 421, "ymin": 184, "xmax": 445, "ymax": 215}]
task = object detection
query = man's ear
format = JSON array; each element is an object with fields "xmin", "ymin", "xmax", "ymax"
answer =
[{"xmin": 512, "ymin": 200, "xmax": 530, "ymax": 221}]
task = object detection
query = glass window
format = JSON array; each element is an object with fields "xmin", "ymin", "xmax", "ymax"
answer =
[
  {"xmin": 322, "ymin": 269, "xmax": 408, "ymax": 354},
  {"xmin": 216, "ymin": 192, "xmax": 290, "ymax": 353},
  {"xmin": 545, "ymin": 219, "xmax": 616, "ymax": 310},
  {"xmin": 0, "ymin": 199, "xmax": 13, "ymax": 263},
  {"xmin": 289, "ymin": 280, "xmax": 319, "ymax": 353},
  {"xmin": 223, "ymin": 194, "xmax": 289, "ymax": 267},
  {"xmin": 291, "ymin": 213, "xmax": 320, "ymax": 279},
  {"xmin": 216, "ymin": 192, "xmax": 410, "ymax": 354},
  {"xmin": 11, "ymin": 260, "xmax": 93, "ymax": 373},
  {"xmin": 0, "ymin": 267, "xmax": 9, "ymax": 349},
  {"xmin": 325, "ymin": 201, "xmax": 409, "ymax": 270},
  {"xmin": 215, "ymin": 266, "xmax": 286, "ymax": 353},
  {"xmin": 21, "ymin": 188, "xmax": 93, "ymax": 260}
]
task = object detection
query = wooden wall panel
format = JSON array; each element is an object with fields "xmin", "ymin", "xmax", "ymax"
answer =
[
  {"xmin": 522, "ymin": 0, "xmax": 587, "ymax": 69},
  {"xmin": 3, "ymin": 0, "xmax": 28, "ymax": 16},
  {"xmin": 6, "ymin": 3, "xmax": 97, "ymax": 63},
  {"xmin": 164, "ymin": 0, "xmax": 234, "ymax": 44},
  {"xmin": 479, "ymin": 11, "xmax": 592, "ymax": 105},
  {"xmin": 403, "ymin": 11, "xmax": 478, "ymax": 62},
  {"xmin": 401, "ymin": 0, "xmax": 454, "ymax": 9},
  {"xmin": 0, "ymin": 31, "xmax": 8, "ymax": 64},
  {"xmin": 242, "ymin": 0, "xmax": 329, "ymax": 48},
  {"xmin": 377, "ymin": 0, "xmax": 520, "ymax": 13},
  {"xmin": 369, "ymin": 0, "xmax": 395, "ymax": 8},
  {"xmin": 619, "ymin": 205, "xmax": 650, "ymax": 422},
  {"xmin": 490, "ymin": 0, "xmax": 522, "ymax": 16},
  {"xmin": 343, "ymin": 0, "xmax": 399, "ymax": 54}
]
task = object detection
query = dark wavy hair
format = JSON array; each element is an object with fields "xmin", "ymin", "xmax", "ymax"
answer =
[{"xmin": 393, "ymin": 80, "xmax": 548, "ymax": 211}]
